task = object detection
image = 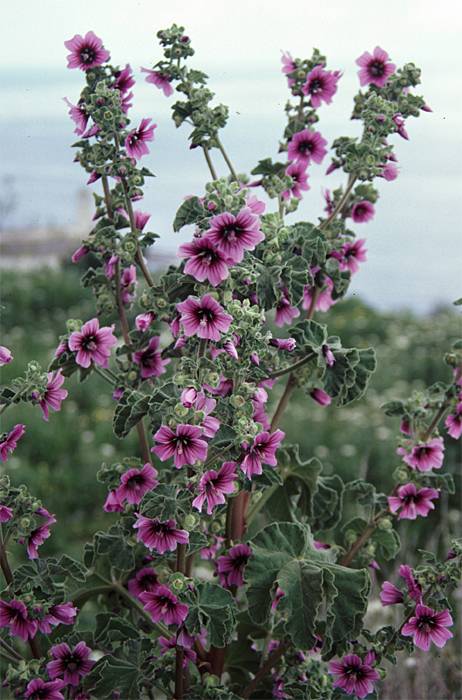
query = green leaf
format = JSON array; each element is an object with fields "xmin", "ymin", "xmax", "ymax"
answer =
[
  {"xmin": 185, "ymin": 582, "xmax": 237, "ymax": 647},
  {"xmin": 173, "ymin": 196, "xmax": 204, "ymax": 232},
  {"xmin": 289, "ymin": 319, "xmax": 328, "ymax": 352},
  {"xmin": 381, "ymin": 400, "xmax": 406, "ymax": 417},
  {"xmin": 371, "ymin": 527, "xmax": 400, "ymax": 561},
  {"xmin": 83, "ymin": 655, "xmax": 139, "ymax": 699},
  {"xmin": 278, "ymin": 560, "xmax": 324, "ymax": 648},
  {"xmin": 251, "ymin": 158, "xmax": 286, "ymax": 177},
  {"xmin": 312, "ymin": 475, "xmax": 344, "ymax": 531},
  {"xmin": 94, "ymin": 614, "xmax": 139, "ymax": 645}
]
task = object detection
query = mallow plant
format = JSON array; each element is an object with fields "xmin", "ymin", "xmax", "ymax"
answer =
[{"xmin": 0, "ymin": 25, "xmax": 461, "ymax": 700}]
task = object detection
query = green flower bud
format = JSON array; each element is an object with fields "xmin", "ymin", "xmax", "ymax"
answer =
[
  {"xmin": 170, "ymin": 573, "xmax": 186, "ymax": 592},
  {"xmin": 183, "ymin": 513, "xmax": 197, "ymax": 530},
  {"xmin": 174, "ymin": 404, "xmax": 189, "ymax": 418},
  {"xmin": 20, "ymin": 517, "xmax": 31, "ymax": 530},
  {"xmin": 156, "ymin": 298, "xmax": 167, "ymax": 309},
  {"xmin": 230, "ymin": 395, "xmax": 246, "ymax": 408},
  {"xmin": 378, "ymin": 518, "xmax": 393, "ymax": 530},
  {"xmin": 128, "ymin": 371, "xmax": 138, "ymax": 382},
  {"xmin": 366, "ymin": 543, "xmax": 376, "ymax": 556}
]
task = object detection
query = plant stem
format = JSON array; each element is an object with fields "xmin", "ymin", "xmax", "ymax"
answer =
[
  {"xmin": 270, "ymin": 374, "xmax": 297, "ymax": 432},
  {"xmin": 268, "ymin": 352, "xmax": 315, "ymax": 379},
  {"xmin": 202, "ymin": 145, "xmax": 218, "ymax": 180},
  {"xmin": 320, "ymin": 174, "xmax": 357, "ymax": 231},
  {"xmin": 241, "ymin": 640, "xmax": 289, "ymax": 698},
  {"xmin": 0, "ymin": 638, "xmax": 22, "ymax": 662},
  {"xmin": 216, "ymin": 136, "xmax": 238, "ymax": 181},
  {"xmin": 174, "ymin": 543, "xmax": 187, "ymax": 699}
]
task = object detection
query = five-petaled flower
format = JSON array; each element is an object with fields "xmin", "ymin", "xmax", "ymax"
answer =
[
  {"xmin": 205, "ymin": 208, "xmax": 264, "ymax": 263},
  {"xmin": 287, "ymin": 129, "xmax": 328, "ymax": 167},
  {"xmin": 401, "ymin": 437, "xmax": 445, "ymax": 472},
  {"xmin": 64, "ymin": 31, "xmax": 110, "ymax": 71},
  {"xmin": 192, "ymin": 461, "xmax": 238, "ymax": 514},
  {"xmin": 217, "ymin": 543, "xmax": 252, "ymax": 588},
  {"xmin": 356, "ymin": 46, "xmax": 396, "ymax": 88},
  {"xmin": 177, "ymin": 295, "xmax": 232, "ymax": 342},
  {"xmin": 179, "ymin": 237, "xmax": 231, "ymax": 287},
  {"xmin": 388, "ymin": 483, "xmax": 439, "ymax": 520},
  {"xmin": 68, "ymin": 318, "xmax": 117, "ymax": 369},
  {"xmin": 152, "ymin": 423, "xmax": 208, "ymax": 468},
  {"xmin": 0, "ymin": 423, "xmax": 26, "ymax": 462},
  {"xmin": 140, "ymin": 584, "xmax": 189, "ymax": 626},
  {"xmin": 116, "ymin": 463, "xmax": 159, "ymax": 505},
  {"xmin": 134, "ymin": 515, "xmax": 189, "ymax": 554},
  {"xmin": 47, "ymin": 641, "xmax": 94, "ymax": 686},
  {"xmin": 401, "ymin": 604, "xmax": 453, "ymax": 651},
  {"xmin": 241, "ymin": 429, "xmax": 285, "ymax": 478},
  {"xmin": 125, "ymin": 118, "xmax": 156, "ymax": 160},
  {"xmin": 302, "ymin": 65, "xmax": 341, "ymax": 108},
  {"xmin": 329, "ymin": 652, "xmax": 379, "ymax": 698},
  {"xmin": 133, "ymin": 336, "xmax": 170, "ymax": 379}
]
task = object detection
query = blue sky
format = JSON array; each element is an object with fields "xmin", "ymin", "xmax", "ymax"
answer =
[{"xmin": 0, "ymin": 0, "xmax": 461, "ymax": 311}]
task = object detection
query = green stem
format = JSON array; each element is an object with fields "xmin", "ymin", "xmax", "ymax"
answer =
[
  {"xmin": 93, "ymin": 366, "xmax": 116, "ymax": 386},
  {"xmin": 216, "ymin": 136, "xmax": 238, "ymax": 181},
  {"xmin": 320, "ymin": 175, "xmax": 357, "ymax": 231},
  {"xmin": 202, "ymin": 145, "xmax": 218, "ymax": 180},
  {"xmin": 241, "ymin": 640, "xmax": 289, "ymax": 698},
  {"xmin": 269, "ymin": 352, "xmax": 315, "ymax": 379}
]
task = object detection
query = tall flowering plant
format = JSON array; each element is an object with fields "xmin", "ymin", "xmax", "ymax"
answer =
[{"xmin": 0, "ymin": 26, "xmax": 461, "ymax": 700}]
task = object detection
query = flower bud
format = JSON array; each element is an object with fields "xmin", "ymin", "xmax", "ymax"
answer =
[
  {"xmin": 183, "ymin": 513, "xmax": 197, "ymax": 530},
  {"xmin": 378, "ymin": 518, "xmax": 393, "ymax": 530},
  {"xmin": 170, "ymin": 573, "xmax": 187, "ymax": 592}
]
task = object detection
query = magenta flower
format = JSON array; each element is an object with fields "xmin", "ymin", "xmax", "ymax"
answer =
[
  {"xmin": 0, "ymin": 504, "xmax": 13, "ymax": 522},
  {"xmin": 329, "ymin": 653, "xmax": 379, "ymax": 698},
  {"xmin": 27, "ymin": 507, "xmax": 56, "ymax": 559},
  {"xmin": 445, "ymin": 402, "xmax": 462, "ymax": 439},
  {"xmin": 399, "ymin": 564, "xmax": 422, "ymax": 602},
  {"xmin": 322, "ymin": 344, "xmax": 336, "ymax": 367},
  {"xmin": 393, "ymin": 113, "xmax": 409, "ymax": 140},
  {"xmin": 0, "ymin": 345, "xmax": 13, "ymax": 366},
  {"xmin": 388, "ymin": 483, "xmax": 439, "ymax": 520},
  {"xmin": 402, "ymin": 604, "xmax": 453, "ymax": 651},
  {"xmin": 63, "ymin": 98, "xmax": 89, "ymax": 135},
  {"xmin": 177, "ymin": 295, "xmax": 232, "ymax": 342},
  {"xmin": 0, "ymin": 423, "xmax": 25, "ymax": 462},
  {"xmin": 356, "ymin": 46, "xmax": 396, "ymax": 88},
  {"xmin": 69, "ymin": 318, "xmax": 117, "ymax": 369},
  {"xmin": 71, "ymin": 244, "xmax": 89, "ymax": 263},
  {"xmin": 38, "ymin": 602, "xmax": 77, "ymax": 633},
  {"xmin": 246, "ymin": 194, "xmax": 266, "ymax": 215},
  {"xmin": 402, "ymin": 437, "xmax": 445, "ymax": 472},
  {"xmin": 241, "ymin": 429, "xmax": 285, "ymax": 479},
  {"xmin": 217, "ymin": 543, "xmax": 252, "ymax": 588},
  {"xmin": 64, "ymin": 31, "xmax": 110, "ymax": 71},
  {"xmin": 302, "ymin": 66, "xmax": 340, "ymax": 108},
  {"xmin": 133, "ymin": 210, "xmax": 151, "ymax": 231},
  {"xmin": 381, "ymin": 161, "xmax": 399, "ymax": 181},
  {"xmin": 159, "ymin": 635, "xmax": 197, "ymax": 666},
  {"xmin": 303, "ymin": 278, "xmax": 335, "ymax": 313},
  {"xmin": 380, "ymin": 581, "xmax": 404, "ymax": 606},
  {"xmin": 116, "ymin": 463, "xmax": 158, "ymax": 505},
  {"xmin": 310, "ymin": 388, "xmax": 332, "ymax": 407},
  {"xmin": 153, "ymin": 423, "xmax": 208, "ymax": 468},
  {"xmin": 179, "ymin": 237, "xmax": 231, "ymax": 287},
  {"xmin": 134, "ymin": 516, "xmax": 189, "ymax": 554},
  {"xmin": 128, "ymin": 566, "xmax": 159, "ymax": 598},
  {"xmin": 281, "ymin": 51, "xmax": 296, "ymax": 87},
  {"xmin": 25, "ymin": 679, "xmax": 65, "ymax": 700},
  {"xmin": 141, "ymin": 67, "xmax": 174, "ymax": 97},
  {"xmin": 103, "ymin": 490, "xmax": 124, "ymax": 513},
  {"xmin": 192, "ymin": 461, "xmax": 237, "ymax": 514},
  {"xmin": 135, "ymin": 312, "xmax": 155, "ymax": 332},
  {"xmin": 339, "ymin": 239, "xmax": 367, "ymax": 274},
  {"xmin": 274, "ymin": 292, "xmax": 300, "ymax": 327},
  {"xmin": 36, "ymin": 370, "xmax": 68, "ymax": 421},
  {"xmin": 140, "ymin": 585, "xmax": 189, "ymax": 626},
  {"xmin": 282, "ymin": 161, "xmax": 310, "ymax": 200},
  {"xmin": 114, "ymin": 64, "xmax": 135, "ymax": 94},
  {"xmin": 47, "ymin": 641, "xmax": 94, "ymax": 686},
  {"xmin": 120, "ymin": 264, "xmax": 137, "ymax": 305},
  {"xmin": 125, "ymin": 118, "xmax": 156, "ymax": 160},
  {"xmin": 270, "ymin": 338, "xmax": 296, "ymax": 352},
  {"xmin": 351, "ymin": 200, "xmax": 375, "ymax": 223},
  {"xmin": 104, "ymin": 254, "xmax": 118, "ymax": 280},
  {"xmin": 287, "ymin": 129, "xmax": 328, "ymax": 167},
  {"xmin": 0, "ymin": 599, "xmax": 37, "ymax": 641},
  {"xmin": 205, "ymin": 208, "xmax": 264, "ymax": 263},
  {"xmin": 133, "ymin": 336, "xmax": 170, "ymax": 379}
]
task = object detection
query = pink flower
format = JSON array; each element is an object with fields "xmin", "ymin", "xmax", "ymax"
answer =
[
  {"xmin": 310, "ymin": 388, "xmax": 332, "ymax": 407},
  {"xmin": 113, "ymin": 64, "xmax": 135, "ymax": 94},
  {"xmin": 27, "ymin": 507, "xmax": 56, "ymax": 559},
  {"xmin": 133, "ymin": 210, "xmax": 151, "ymax": 231},
  {"xmin": 116, "ymin": 463, "xmax": 158, "ymax": 505},
  {"xmin": 270, "ymin": 338, "xmax": 296, "ymax": 351},
  {"xmin": 177, "ymin": 295, "xmax": 232, "ymax": 342},
  {"xmin": 103, "ymin": 490, "xmax": 124, "ymax": 513},
  {"xmin": 47, "ymin": 642, "xmax": 93, "ymax": 686},
  {"xmin": 25, "ymin": 679, "xmax": 65, "ymax": 700},
  {"xmin": 287, "ymin": 129, "xmax": 328, "ymax": 167},
  {"xmin": 71, "ymin": 244, "xmax": 89, "ymax": 263},
  {"xmin": 133, "ymin": 336, "xmax": 169, "ymax": 379},
  {"xmin": 329, "ymin": 653, "xmax": 379, "ymax": 698},
  {"xmin": 303, "ymin": 273, "xmax": 335, "ymax": 313},
  {"xmin": 63, "ymin": 98, "xmax": 89, "ymax": 135},
  {"xmin": 246, "ymin": 194, "xmax": 266, "ymax": 215},
  {"xmin": 380, "ymin": 161, "xmax": 399, "ymax": 181},
  {"xmin": 282, "ymin": 162, "xmax": 310, "ymax": 200},
  {"xmin": 135, "ymin": 312, "xmax": 156, "ymax": 332},
  {"xmin": 104, "ymin": 254, "xmax": 118, "ymax": 280},
  {"xmin": 241, "ymin": 429, "xmax": 285, "ymax": 479},
  {"xmin": 69, "ymin": 318, "xmax": 117, "ymax": 369},
  {"xmin": 399, "ymin": 564, "xmax": 422, "ymax": 602},
  {"xmin": 380, "ymin": 581, "xmax": 404, "ymax": 606},
  {"xmin": 388, "ymin": 483, "xmax": 439, "ymax": 520},
  {"xmin": 205, "ymin": 208, "xmax": 264, "ymax": 263},
  {"xmin": 302, "ymin": 66, "xmax": 340, "ymax": 108},
  {"xmin": 134, "ymin": 516, "xmax": 189, "ymax": 554},
  {"xmin": 179, "ymin": 237, "xmax": 231, "ymax": 287},
  {"xmin": 445, "ymin": 402, "xmax": 462, "ymax": 439},
  {"xmin": 152, "ymin": 423, "xmax": 208, "ymax": 468},
  {"xmin": 159, "ymin": 634, "xmax": 197, "ymax": 666},
  {"xmin": 0, "ymin": 346, "xmax": 13, "ymax": 366},
  {"xmin": 0, "ymin": 423, "xmax": 25, "ymax": 462},
  {"xmin": 402, "ymin": 604, "xmax": 453, "ymax": 651},
  {"xmin": 402, "ymin": 437, "xmax": 445, "ymax": 472},
  {"xmin": 356, "ymin": 46, "xmax": 396, "ymax": 88},
  {"xmin": 125, "ymin": 118, "xmax": 156, "ymax": 160},
  {"xmin": 141, "ymin": 67, "xmax": 174, "ymax": 97},
  {"xmin": 0, "ymin": 599, "xmax": 37, "ymax": 641},
  {"xmin": 36, "ymin": 370, "xmax": 68, "ymax": 421},
  {"xmin": 140, "ymin": 585, "xmax": 189, "ymax": 626},
  {"xmin": 275, "ymin": 292, "xmax": 300, "ymax": 327},
  {"xmin": 351, "ymin": 200, "xmax": 375, "ymax": 223},
  {"xmin": 393, "ymin": 113, "xmax": 409, "ymax": 140},
  {"xmin": 64, "ymin": 31, "xmax": 110, "ymax": 71},
  {"xmin": 38, "ymin": 602, "xmax": 77, "ymax": 633},
  {"xmin": 192, "ymin": 461, "xmax": 237, "ymax": 514},
  {"xmin": 120, "ymin": 264, "xmax": 137, "ymax": 305},
  {"xmin": 217, "ymin": 543, "xmax": 252, "ymax": 588},
  {"xmin": 281, "ymin": 51, "xmax": 296, "ymax": 86},
  {"xmin": 339, "ymin": 239, "xmax": 367, "ymax": 274},
  {"xmin": 128, "ymin": 566, "xmax": 158, "ymax": 598},
  {"xmin": 0, "ymin": 504, "xmax": 13, "ymax": 522}
]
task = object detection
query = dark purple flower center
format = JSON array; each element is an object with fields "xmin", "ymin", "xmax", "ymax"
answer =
[
  {"xmin": 152, "ymin": 522, "xmax": 174, "ymax": 536},
  {"xmin": 11, "ymin": 608, "xmax": 26, "ymax": 623},
  {"xmin": 127, "ymin": 473, "xmax": 146, "ymax": 487},
  {"xmin": 417, "ymin": 615, "xmax": 435, "ymax": 629},
  {"xmin": 308, "ymin": 78, "xmax": 323, "ymax": 93},
  {"xmin": 174, "ymin": 436, "xmax": 193, "ymax": 452},
  {"xmin": 402, "ymin": 494, "xmax": 416, "ymax": 505},
  {"xmin": 140, "ymin": 573, "xmax": 158, "ymax": 588},
  {"xmin": 369, "ymin": 60, "xmax": 385, "ymax": 77},
  {"xmin": 157, "ymin": 595, "xmax": 175, "ymax": 610},
  {"xmin": 298, "ymin": 139, "xmax": 314, "ymax": 154},
  {"xmin": 221, "ymin": 224, "xmax": 243, "ymax": 242},
  {"xmin": 231, "ymin": 554, "xmax": 249, "ymax": 569},
  {"xmin": 196, "ymin": 308, "xmax": 216, "ymax": 323},
  {"xmin": 80, "ymin": 46, "xmax": 97, "ymax": 65},
  {"xmin": 82, "ymin": 335, "xmax": 98, "ymax": 351},
  {"xmin": 198, "ymin": 249, "xmax": 220, "ymax": 265},
  {"xmin": 64, "ymin": 653, "xmax": 82, "ymax": 671},
  {"xmin": 344, "ymin": 662, "xmax": 364, "ymax": 679}
]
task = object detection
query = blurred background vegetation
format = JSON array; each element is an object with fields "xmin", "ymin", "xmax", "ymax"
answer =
[{"xmin": 1, "ymin": 264, "xmax": 461, "ymax": 696}]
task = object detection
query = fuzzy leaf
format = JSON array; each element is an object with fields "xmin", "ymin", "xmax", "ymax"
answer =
[
  {"xmin": 173, "ymin": 196, "xmax": 204, "ymax": 232},
  {"xmin": 185, "ymin": 582, "xmax": 237, "ymax": 647}
]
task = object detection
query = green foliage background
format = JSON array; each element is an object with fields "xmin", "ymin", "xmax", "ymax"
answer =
[{"xmin": 1, "ymin": 264, "xmax": 460, "ymax": 571}]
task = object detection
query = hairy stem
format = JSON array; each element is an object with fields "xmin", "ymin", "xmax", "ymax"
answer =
[
  {"xmin": 268, "ymin": 352, "xmax": 315, "ymax": 379},
  {"xmin": 216, "ymin": 136, "xmax": 238, "ymax": 181},
  {"xmin": 174, "ymin": 543, "xmax": 187, "ymax": 699},
  {"xmin": 320, "ymin": 174, "xmax": 357, "ymax": 231},
  {"xmin": 202, "ymin": 145, "xmax": 218, "ymax": 180},
  {"xmin": 241, "ymin": 640, "xmax": 289, "ymax": 698}
]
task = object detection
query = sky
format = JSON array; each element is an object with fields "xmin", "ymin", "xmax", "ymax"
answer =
[{"xmin": 0, "ymin": 0, "xmax": 461, "ymax": 312}]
